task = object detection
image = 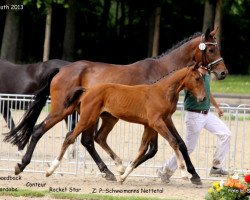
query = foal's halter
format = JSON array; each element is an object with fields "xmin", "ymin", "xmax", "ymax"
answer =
[{"xmin": 199, "ymin": 34, "xmax": 224, "ymax": 71}]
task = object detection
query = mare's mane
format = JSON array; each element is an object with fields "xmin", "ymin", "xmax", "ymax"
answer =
[{"xmin": 154, "ymin": 32, "xmax": 202, "ymax": 59}]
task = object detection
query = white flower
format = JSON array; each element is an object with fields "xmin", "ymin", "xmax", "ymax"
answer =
[
  {"xmin": 232, "ymin": 173, "xmax": 239, "ymax": 179},
  {"xmin": 220, "ymin": 179, "xmax": 224, "ymax": 188}
]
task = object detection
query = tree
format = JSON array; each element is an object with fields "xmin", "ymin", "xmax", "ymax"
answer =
[
  {"xmin": 202, "ymin": 0, "xmax": 216, "ymax": 32},
  {"xmin": 0, "ymin": 0, "xmax": 20, "ymax": 62},
  {"xmin": 100, "ymin": 0, "xmax": 111, "ymax": 37},
  {"xmin": 43, "ymin": 5, "xmax": 52, "ymax": 61},
  {"xmin": 62, "ymin": 0, "xmax": 76, "ymax": 61},
  {"xmin": 148, "ymin": 6, "xmax": 161, "ymax": 57},
  {"xmin": 22, "ymin": 0, "xmax": 67, "ymax": 61},
  {"xmin": 214, "ymin": 0, "xmax": 223, "ymax": 48}
]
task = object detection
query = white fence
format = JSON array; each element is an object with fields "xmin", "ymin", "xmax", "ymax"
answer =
[{"xmin": 0, "ymin": 94, "xmax": 250, "ymax": 179}]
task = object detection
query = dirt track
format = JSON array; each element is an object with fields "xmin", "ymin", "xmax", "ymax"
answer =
[
  {"xmin": 0, "ymin": 104, "xmax": 249, "ymax": 200},
  {"xmin": 0, "ymin": 171, "xmax": 214, "ymax": 200}
]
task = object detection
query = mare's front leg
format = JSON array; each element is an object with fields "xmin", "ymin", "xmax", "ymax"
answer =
[
  {"xmin": 95, "ymin": 113, "xmax": 125, "ymax": 175},
  {"xmin": 119, "ymin": 126, "xmax": 154, "ymax": 183},
  {"xmin": 165, "ymin": 118, "xmax": 202, "ymax": 185}
]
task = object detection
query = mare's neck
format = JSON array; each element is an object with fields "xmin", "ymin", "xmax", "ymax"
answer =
[{"xmin": 157, "ymin": 38, "xmax": 198, "ymax": 73}]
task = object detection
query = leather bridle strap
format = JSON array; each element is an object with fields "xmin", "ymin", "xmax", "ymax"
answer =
[
  {"xmin": 200, "ymin": 34, "xmax": 224, "ymax": 71},
  {"xmin": 206, "ymin": 57, "xmax": 224, "ymax": 71}
]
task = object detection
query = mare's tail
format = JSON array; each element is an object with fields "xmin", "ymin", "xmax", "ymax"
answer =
[{"xmin": 3, "ymin": 68, "xmax": 60, "ymax": 150}]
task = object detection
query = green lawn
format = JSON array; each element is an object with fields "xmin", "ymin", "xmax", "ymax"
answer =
[
  {"xmin": 210, "ymin": 75, "xmax": 250, "ymax": 94},
  {"xmin": 0, "ymin": 189, "xmax": 176, "ymax": 200}
]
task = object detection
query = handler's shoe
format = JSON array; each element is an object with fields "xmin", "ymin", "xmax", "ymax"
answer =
[
  {"xmin": 209, "ymin": 167, "xmax": 229, "ymax": 176},
  {"xmin": 156, "ymin": 168, "xmax": 174, "ymax": 183}
]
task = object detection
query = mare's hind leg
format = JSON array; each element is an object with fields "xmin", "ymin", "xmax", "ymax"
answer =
[
  {"xmin": 46, "ymin": 106, "xmax": 100, "ymax": 177},
  {"xmin": 165, "ymin": 118, "xmax": 201, "ymax": 185},
  {"xmin": 119, "ymin": 126, "xmax": 154, "ymax": 183},
  {"xmin": 15, "ymin": 105, "xmax": 76, "ymax": 175},
  {"xmin": 95, "ymin": 113, "xmax": 125, "ymax": 175}
]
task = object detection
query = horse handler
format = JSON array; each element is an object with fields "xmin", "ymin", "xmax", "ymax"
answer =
[{"xmin": 157, "ymin": 66, "xmax": 231, "ymax": 183}]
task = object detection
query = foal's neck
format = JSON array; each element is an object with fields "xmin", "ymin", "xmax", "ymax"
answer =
[{"xmin": 155, "ymin": 67, "xmax": 189, "ymax": 96}]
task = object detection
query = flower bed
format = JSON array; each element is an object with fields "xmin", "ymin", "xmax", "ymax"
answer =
[{"xmin": 205, "ymin": 174, "xmax": 250, "ymax": 200}]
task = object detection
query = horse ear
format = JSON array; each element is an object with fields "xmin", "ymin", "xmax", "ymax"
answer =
[
  {"xmin": 193, "ymin": 62, "xmax": 201, "ymax": 70},
  {"xmin": 210, "ymin": 26, "xmax": 219, "ymax": 37}
]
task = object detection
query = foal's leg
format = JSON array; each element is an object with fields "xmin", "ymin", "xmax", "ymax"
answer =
[
  {"xmin": 150, "ymin": 117, "xmax": 201, "ymax": 185},
  {"xmin": 95, "ymin": 113, "xmax": 125, "ymax": 175},
  {"xmin": 134, "ymin": 133, "xmax": 158, "ymax": 168},
  {"xmin": 119, "ymin": 126, "xmax": 154, "ymax": 183},
  {"xmin": 46, "ymin": 107, "xmax": 100, "ymax": 177},
  {"xmin": 165, "ymin": 118, "xmax": 201, "ymax": 185},
  {"xmin": 14, "ymin": 104, "xmax": 76, "ymax": 175},
  {"xmin": 64, "ymin": 112, "xmax": 78, "ymax": 159}
]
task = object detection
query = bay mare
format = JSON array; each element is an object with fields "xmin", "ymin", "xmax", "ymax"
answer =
[
  {"xmin": 46, "ymin": 64, "xmax": 206, "ymax": 185},
  {"xmin": 0, "ymin": 59, "xmax": 71, "ymax": 151},
  {"xmin": 4, "ymin": 28, "xmax": 228, "ymax": 181}
]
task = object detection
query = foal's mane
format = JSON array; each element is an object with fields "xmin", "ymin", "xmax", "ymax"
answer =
[
  {"xmin": 154, "ymin": 32, "xmax": 202, "ymax": 59},
  {"xmin": 152, "ymin": 65, "xmax": 192, "ymax": 84}
]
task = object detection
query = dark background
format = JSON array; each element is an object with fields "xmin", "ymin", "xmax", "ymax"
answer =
[{"xmin": 0, "ymin": 0, "xmax": 250, "ymax": 74}]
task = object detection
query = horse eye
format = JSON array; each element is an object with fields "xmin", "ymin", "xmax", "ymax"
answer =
[
  {"xmin": 195, "ymin": 77, "xmax": 200, "ymax": 81},
  {"xmin": 209, "ymin": 49, "xmax": 214, "ymax": 53}
]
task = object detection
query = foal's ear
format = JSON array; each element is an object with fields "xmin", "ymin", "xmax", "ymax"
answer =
[{"xmin": 193, "ymin": 62, "xmax": 202, "ymax": 70}]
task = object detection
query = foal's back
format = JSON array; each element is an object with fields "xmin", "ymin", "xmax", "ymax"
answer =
[{"xmin": 80, "ymin": 80, "xmax": 172, "ymax": 125}]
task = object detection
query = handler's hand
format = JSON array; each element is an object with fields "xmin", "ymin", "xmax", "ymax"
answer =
[{"xmin": 215, "ymin": 107, "xmax": 224, "ymax": 117}]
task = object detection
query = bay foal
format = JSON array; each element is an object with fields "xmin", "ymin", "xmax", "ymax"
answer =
[{"xmin": 46, "ymin": 64, "xmax": 206, "ymax": 185}]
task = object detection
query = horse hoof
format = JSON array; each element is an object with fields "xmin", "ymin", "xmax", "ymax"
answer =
[
  {"xmin": 190, "ymin": 177, "xmax": 202, "ymax": 185},
  {"xmin": 14, "ymin": 163, "xmax": 22, "ymax": 175},
  {"xmin": 117, "ymin": 165, "xmax": 125, "ymax": 175},
  {"xmin": 104, "ymin": 173, "xmax": 117, "ymax": 181},
  {"xmin": 102, "ymin": 169, "xmax": 116, "ymax": 181},
  {"xmin": 46, "ymin": 171, "xmax": 52, "ymax": 177},
  {"xmin": 117, "ymin": 177, "xmax": 124, "ymax": 185}
]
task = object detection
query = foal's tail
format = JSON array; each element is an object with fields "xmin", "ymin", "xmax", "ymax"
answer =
[
  {"xmin": 64, "ymin": 87, "xmax": 86, "ymax": 108},
  {"xmin": 3, "ymin": 68, "xmax": 60, "ymax": 150}
]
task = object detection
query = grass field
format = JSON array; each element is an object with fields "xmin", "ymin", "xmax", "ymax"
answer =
[
  {"xmin": 210, "ymin": 75, "xmax": 250, "ymax": 94},
  {"xmin": 0, "ymin": 189, "xmax": 171, "ymax": 200}
]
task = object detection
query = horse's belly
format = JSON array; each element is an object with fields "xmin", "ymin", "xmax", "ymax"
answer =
[{"xmin": 103, "ymin": 108, "xmax": 147, "ymax": 125}]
